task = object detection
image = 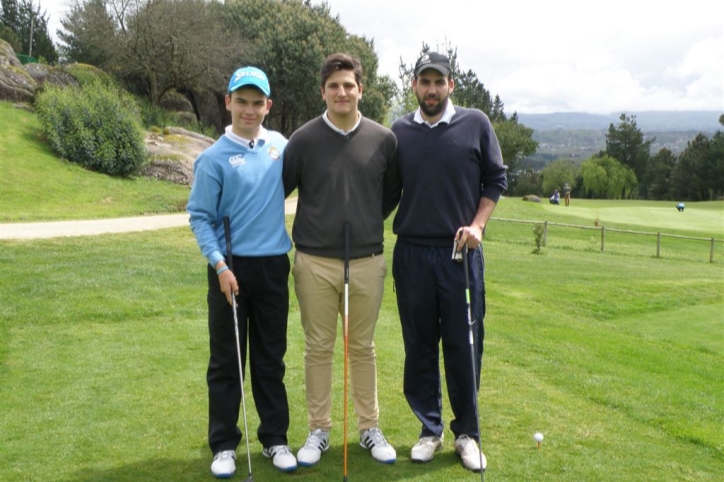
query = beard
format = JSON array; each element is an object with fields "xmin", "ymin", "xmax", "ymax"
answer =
[{"xmin": 416, "ymin": 92, "xmax": 448, "ymax": 118}]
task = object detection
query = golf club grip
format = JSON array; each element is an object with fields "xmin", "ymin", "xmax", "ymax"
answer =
[{"xmin": 223, "ymin": 216, "xmax": 234, "ymax": 271}]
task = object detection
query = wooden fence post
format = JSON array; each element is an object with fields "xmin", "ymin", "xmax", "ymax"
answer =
[
  {"xmin": 601, "ymin": 226, "xmax": 605, "ymax": 252},
  {"xmin": 711, "ymin": 238, "xmax": 715, "ymax": 263},
  {"xmin": 544, "ymin": 221, "xmax": 548, "ymax": 247},
  {"xmin": 657, "ymin": 232, "xmax": 661, "ymax": 258}
]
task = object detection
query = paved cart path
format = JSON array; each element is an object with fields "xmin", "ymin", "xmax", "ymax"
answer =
[{"xmin": 0, "ymin": 198, "xmax": 298, "ymax": 240}]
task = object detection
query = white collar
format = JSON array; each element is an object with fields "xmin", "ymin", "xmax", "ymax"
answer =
[
  {"xmin": 323, "ymin": 110, "xmax": 362, "ymax": 135},
  {"xmin": 414, "ymin": 100, "xmax": 456, "ymax": 128},
  {"xmin": 225, "ymin": 125, "xmax": 268, "ymax": 148}
]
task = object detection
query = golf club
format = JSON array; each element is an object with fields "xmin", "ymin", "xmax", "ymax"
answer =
[
  {"xmin": 223, "ymin": 216, "xmax": 254, "ymax": 482},
  {"xmin": 462, "ymin": 244, "xmax": 485, "ymax": 482},
  {"xmin": 343, "ymin": 222, "xmax": 350, "ymax": 482}
]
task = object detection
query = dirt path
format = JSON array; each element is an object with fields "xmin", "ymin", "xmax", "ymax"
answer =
[{"xmin": 0, "ymin": 197, "xmax": 298, "ymax": 240}]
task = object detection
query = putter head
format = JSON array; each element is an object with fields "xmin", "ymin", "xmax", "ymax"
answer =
[{"xmin": 243, "ymin": 476, "xmax": 253, "ymax": 482}]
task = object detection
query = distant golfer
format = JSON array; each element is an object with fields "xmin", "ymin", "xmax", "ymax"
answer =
[
  {"xmin": 187, "ymin": 66, "xmax": 297, "ymax": 477},
  {"xmin": 549, "ymin": 189, "xmax": 560, "ymax": 205},
  {"xmin": 563, "ymin": 183, "xmax": 571, "ymax": 206},
  {"xmin": 677, "ymin": 202, "xmax": 685, "ymax": 212},
  {"xmin": 391, "ymin": 51, "xmax": 507, "ymax": 472}
]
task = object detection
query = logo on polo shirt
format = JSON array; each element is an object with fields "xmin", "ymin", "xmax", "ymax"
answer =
[
  {"xmin": 229, "ymin": 154, "xmax": 245, "ymax": 166},
  {"xmin": 268, "ymin": 146, "xmax": 281, "ymax": 161}
]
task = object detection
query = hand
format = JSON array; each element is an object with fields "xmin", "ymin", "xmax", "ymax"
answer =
[
  {"xmin": 455, "ymin": 224, "xmax": 484, "ymax": 251},
  {"xmin": 219, "ymin": 269, "xmax": 239, "ymax": 306}
]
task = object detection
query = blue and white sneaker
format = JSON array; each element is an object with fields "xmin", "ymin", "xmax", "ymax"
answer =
[
  {"xmin": 297, "ymin": 428, "xmax": 329, "ymax": 467},
  {"xmin": 263, "ymin": 445, "xmax": 297, "ymax": 472},
  {"xmin": 360, "ymin": 427, "xmax": 396, "ymax": 464},
  {"xmin": 210, "ymin": 450, "xmax": 235, "ymax": 478}
]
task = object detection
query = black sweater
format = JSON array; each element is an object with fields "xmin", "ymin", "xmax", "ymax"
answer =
[
  {"xmin": 283, "ymin": 116, "xmax": 401, "ymax": 258},
  {"xmin": 392, "ymin": 107, "xmax": 508, "ymax": 246}
]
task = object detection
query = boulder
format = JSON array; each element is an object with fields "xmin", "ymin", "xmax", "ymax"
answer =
[
  {"xmin": 24, "ymin": 63, "xmax": 79, "ymax": 89},
  {"xmin": 142, "ymin": 127, "xmax": 215, "ymax": 186},
  {"xmin": 0, "ymin": 40, "xmax": 36, "ymax": 102}
]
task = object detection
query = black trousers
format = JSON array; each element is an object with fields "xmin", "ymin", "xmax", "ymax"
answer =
[
  {"xmin": 206, "ymin": 254, "xmax": 291, "ymax": 453},
  {"xmin": 393, "ymin": 241, "xmax": 485, "ymax": 441}
]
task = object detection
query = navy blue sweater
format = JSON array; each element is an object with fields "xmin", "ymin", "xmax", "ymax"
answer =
[{"xmin": 392, "ymin": 107, "xmax": 508, "ymax": 246}]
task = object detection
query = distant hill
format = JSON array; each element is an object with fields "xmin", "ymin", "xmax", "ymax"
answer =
[
  {"xmin": 517, "ymin": 111, "xmax": 721, "ymax": 132},
  {"xmin": 517, "ymin": 111, "xmax": 721, "ymax": 167}
]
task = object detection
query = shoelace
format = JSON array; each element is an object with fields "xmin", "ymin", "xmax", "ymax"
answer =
[
  {"xmin": 269, "ymin": 445, "xmax": 292, "ymax": 457},
  {"xmin": 457, "ymin": 437, "xmax": 479, "ymax": 456},
  {"xmin": 305, "ymin": 431, "xmax": 327, "ymax": 449},
  {"xmin": 363, "ymin": 428, "xmax": 389, "ymax": 448},
  {"xmin": 215, "ymin": 450, "xmax": 235, "ymax": 461}
]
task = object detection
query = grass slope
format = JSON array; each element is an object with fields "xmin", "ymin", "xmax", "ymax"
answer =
[
  {"xmin": 1, "ymin": 212, "xmax": 722, "ymax": 481},
  {"xmin": 0, "ymin": 101, "xmax": 190, "ymax": 222}
]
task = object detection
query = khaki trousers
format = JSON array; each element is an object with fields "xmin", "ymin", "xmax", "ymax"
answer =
[{"xmin": 292, "ymin": 251, "xmax": 386, "ymax": 433}]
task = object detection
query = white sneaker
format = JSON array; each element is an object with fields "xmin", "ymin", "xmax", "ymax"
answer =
[
  {"xmin": 411, "ymin": 435, "xmax": 443, "ymax": 463},
  {"xmin": 297, "ymin": 428, "xmax": 329, "ymax": 467},
  {"xmin": 263, "ymin": 445, "xmax": 298, "ymax": 472},
  {"xmin": 360, "ymin": 427, "xmax": 396, "ymax": 464},
  {"xmin": 455, "ymin": 435, "xmax": 487, "ymax": 472},
  {"xmin": 210, "ymin": 450, "xmax": 236, "ymax": 478}
]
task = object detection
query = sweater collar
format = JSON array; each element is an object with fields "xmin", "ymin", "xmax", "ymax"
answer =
[
  {"xmin": 323, "ymin": 110, "xmax": 362, "ymax": 135},
  {"xmin": 414, "ymin": 100, "xmax": 456, "ymax": 128}
]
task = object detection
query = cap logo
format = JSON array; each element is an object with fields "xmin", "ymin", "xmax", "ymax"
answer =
[{"xmin": 234, "ymin": 69, "xmax": 267, "ymax": 83}]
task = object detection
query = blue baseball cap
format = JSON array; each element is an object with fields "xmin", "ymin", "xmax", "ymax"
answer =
[{"xmin": 228, "ymin": 66, "xmax": 271, "ymax": 96}]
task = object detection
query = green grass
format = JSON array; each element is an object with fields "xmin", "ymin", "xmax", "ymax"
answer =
[
  {"xmin": 0, "ymin": 101, "xmax": 191, "ymax": 221},
  {"xmin": 1, "ymin": 210, "xmax": 722, "ymax": 481},
  {"xmin": 1, "ymin": 110, "xmax": 722, "ymax": 480}
]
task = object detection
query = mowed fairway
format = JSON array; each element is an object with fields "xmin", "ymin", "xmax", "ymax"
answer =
[
  {"xmin": 536, "ymin": 199, "xmax": 724, "ymax": 234},
  {"xmin": 1, "ymin": 199, "xmax": 722, "ymax": 482}
]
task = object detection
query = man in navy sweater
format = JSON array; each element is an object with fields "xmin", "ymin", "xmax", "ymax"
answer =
[{"xmin": 391, "ymin": 52, "xmax": 507, "ymax": 473}]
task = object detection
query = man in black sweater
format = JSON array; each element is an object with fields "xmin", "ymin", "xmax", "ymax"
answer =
[
  {"xmin": 391, "ymin": 52, "xmax": 507, "ymax": 473},
  {"xmin": 283, "ymin": 53, "xmax": 400, "ymax": 468}
]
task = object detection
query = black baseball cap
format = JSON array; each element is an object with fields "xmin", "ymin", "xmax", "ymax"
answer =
[{"xmin": 414, "ymin": 52, "xmax": 451, "ymax": 77}]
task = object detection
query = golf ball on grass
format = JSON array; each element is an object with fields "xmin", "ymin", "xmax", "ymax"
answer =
[{"xmin": 534, "ymin": 432, "xmax": 544, "ymax": 448}]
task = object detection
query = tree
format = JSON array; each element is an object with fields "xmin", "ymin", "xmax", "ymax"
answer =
[
  {"xmin": 225, "ymin": 0, "xmax": 391, "ymax": 136},
  {"xmin": 493, "ymin": 118, "xmax": 538, "ymax": 177},
  {"xmin": 604, "ymin": 113, "xmax": 653, "ymax": 198},
  {"xmin": 58, "ymin": 0, "xmax": 245, "ymax": 109},
  {"xmin": 647, "ymin": 148, "xmax": 676, "ymax": 200},
  {"xmin": 57, "ymin": 0, "xmax": 116, "ymax": 66},
  {"xmin": 511, "ymin": 167, "xmax": 542, "ymax": 196},
  {"xmin": 541, "ymin": 159, "xmax": 578, "ymax": 196},
  {"xmin": 0, "ymin": 0, "xmax": 57, "ymax": 62},
  {"xmin": 580, "ymin": 155, "xmax": 637, "ymax": 199}
]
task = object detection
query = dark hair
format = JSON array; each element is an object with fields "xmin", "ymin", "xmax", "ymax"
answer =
[{"xmin": 320, "ymin": 53, "xmax": 363, "ymax": 87}]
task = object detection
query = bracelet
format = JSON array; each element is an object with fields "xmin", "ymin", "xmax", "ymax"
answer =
[{"xmin": 216, "ymin": 266, "xmax": 229, "ymax": 275}]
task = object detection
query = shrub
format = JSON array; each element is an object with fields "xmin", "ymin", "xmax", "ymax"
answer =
[{"xmin": 35, "ymin": 81, "xmax": 147, "ymax": 177}]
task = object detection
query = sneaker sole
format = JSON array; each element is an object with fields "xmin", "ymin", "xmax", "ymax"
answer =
[{"xmin": 211, "ymin": 472, "xmax": 235, "ymax": 479}]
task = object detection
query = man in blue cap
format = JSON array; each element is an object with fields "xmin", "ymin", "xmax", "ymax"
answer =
[{"xmin": 188, "ymin": 66, "xmax": 297, "ymax": 477}]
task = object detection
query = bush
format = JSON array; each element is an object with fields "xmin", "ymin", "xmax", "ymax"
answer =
[{"xmin": 35, "ymin": 81, "xmax": 147, "ymax": 177}]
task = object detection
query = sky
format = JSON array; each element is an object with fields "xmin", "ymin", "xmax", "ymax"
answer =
[{"xmin": 42, "ymin": 0, "xmax": 723, "ymax": 115}]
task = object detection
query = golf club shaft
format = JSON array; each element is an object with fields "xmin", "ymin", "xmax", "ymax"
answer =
[
  {"xmin": 462, "ymin": 245, "xmax": 485, "ymax": 482},
  {"xmin": 223, "ymin": 216, "xmax": 253, "ymax": 480},
  {"xmin": 343, "ymin": 222, "xmax": 350, "ymax": 482}
]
